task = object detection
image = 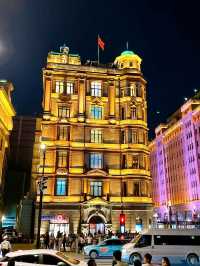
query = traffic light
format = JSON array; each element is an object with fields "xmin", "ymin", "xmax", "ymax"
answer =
[
  {"xmin": 120, "ymin": 213, "xmax": 125, "ymax": 234},
  {"xmin": 38, "ymin": 176, "xmax": 48, "ymax": 192}
]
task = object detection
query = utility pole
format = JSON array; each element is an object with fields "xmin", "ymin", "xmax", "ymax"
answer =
[{"xmin": 36, "ymin": 143, "xmax": 47, "ymax": 248}]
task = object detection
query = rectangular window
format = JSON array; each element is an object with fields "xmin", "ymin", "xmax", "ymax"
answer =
[
  {"xmin": 130, "ymin": 84, "xmax": 136, "ymax": 97},
  {"xmin": 91, "ymin": 81, "xmax": 102, "ymax": 97},
  {"xmin": 132, "ymin": 155, "xmax": 139, "ymax": 168},
  {"xmin": 58, "ymin": 106, "xmax": 70, "ymax": 118},
  {"xmin": 55, "ymin": 81, "xmax": 64, "ymax": 93},
  {"xmin": 91, "ymin": 129, "xmax": 103, "ymax": 143},
  {"xmin": 91, "ymin": 105, "xmax": 102, "ymax": 119},
  {"xmin": 66, "ymin": 82, "xmax": 73, "ymax": 94},
  {"xmin": 58, "ymin": 126, "xmax": 68, "ymax": 140},
  {"xmin": 132, "ymin": 131, "xmax": 137, "ymax": 144},
  {"xmin": 90, "ymin": 153, "xmax": 103, "ymax": 168},
  {"xmin": 90, "ymin": 181, "xmax": 102, "ymax": 196},
  {"xmin": 131, "ymin": 107, "xmax": 137, "ymax": 119},
  {"xmin": 56, "ymin": 178, "xmax": 67, "ymax": 196},
  {"xmin": 57, "ymin": 151, "xmax": 67, "ymax": 168}
]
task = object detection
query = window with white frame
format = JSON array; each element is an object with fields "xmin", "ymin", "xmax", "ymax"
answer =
[
  {"xmin": 91, "ymin": 129, "xmax": 103, "ymax": 143},
  {"xmin": 90, "ymin": 181, "xmax": 102, "ymax": 196},
  {"xmin": 58, "ymin": 106, "xmax": 70, "ymax": 118},
  {"xmin": 91, "ymin": 105, "xmax": 102, "ymax": 119},
  {"xmin": 55, "ymin": 81, "xmax": 64, "ymax": 93},
  {"xmin": 66, "ymin": 82, "xmax": 74, "ymax": 94},
  {"xmin": 90, "ymin": 153, "xmax": 103, "ymax": 169},
  {"xmin": 91, "ymin": 81, "xmax": 102, "ymax": 97}
]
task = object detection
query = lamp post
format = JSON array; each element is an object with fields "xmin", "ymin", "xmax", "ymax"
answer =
[{"xmin": 36, "ymin": 143, "xmax": 46, "ymax": 248}]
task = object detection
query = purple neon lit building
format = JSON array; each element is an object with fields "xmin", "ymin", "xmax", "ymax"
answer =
[{"xmin": 149, "ymin": 95, "xmax": 200, "ymax": 225}]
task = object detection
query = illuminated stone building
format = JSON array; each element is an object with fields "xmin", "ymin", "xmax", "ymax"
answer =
[
  {"xmin": 150, "ymin": 94, "xmax": 200, "ymax": 225},
  {"xmin": 0, "ymin": 80, "xmax": 15, "ymax": 193},
  {"xmin": 32, "ymin": 45, "xmax": 152, "ymax": 235}
]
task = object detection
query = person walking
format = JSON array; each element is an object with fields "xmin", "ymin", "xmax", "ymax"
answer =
[
  {"xmin": 44, "ymin": 232, "xmax": 49, "ymax": 249},
  {"xmin": 142, "ymin": 253, "xmax": 153, "ymax": 266},
  {"xmin": 62, "ymin": 233, "xmax": 67, "ymax": 252},
  {"xmin": 49, "ymin": 233, "xmax": 55, "ymax": 249},
  {"xmin": 1, "ymin": 236, "xmax": 12, "ymax": 257},
  {"xmin": 112, "ymin": 250, "xmax": 128, "ymax": 266},
  {"xmin": 87, "ymin": 259, "xmax": 97, "ymax": 266},
  {"xmin": 161, "ymin": 257, "xmax": 171, "ymax": 266}
]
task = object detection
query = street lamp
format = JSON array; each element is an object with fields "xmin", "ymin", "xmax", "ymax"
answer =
[{"xmin": 36, "ymin": 143, "xmax": 47, "ymax": 248}]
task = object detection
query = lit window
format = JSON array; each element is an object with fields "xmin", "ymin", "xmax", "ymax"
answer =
[
  {"xmin": 130, "ymin": 84, "xmax": 136, "ymax": 96},
  {"xmin": 132, "ymin": 155, "xmax": 139, "ymax": 168},
  {"xmin": 90, "ymin": 181, "xmax": 102, "ymax": 196},
  {"xmin": 131, "ymin": 107, "xmax": 137, "ymax": 119},
  {"xmin": 132, "ymin": 131, "xmax": 137, "ymax": 144},
  {"xmin": 58, "ymin": 106, "xmax": 70, "ymax": 118},
  {"xmin": 66, "ymin": 82, "xmax": 73, "ymax": 94},
  {"xmin": 55, "ymin": 81, "xmax": 64, "ymax": 93},
  {"xmin": 57, "ymin": 151, "xmax": 67, "ymax": 168},
  {"xmin": 91, "ymin": 81, "xmax": 102, "ymax": 97},
  {"xmin": 58, "ymin": 126, "xmax": 68, "ymax": 140},
  {"xmin": 90, "ymin": 153, "xmax": 103, "ymax": 169},
  {"xmin": 91, "ymin": 129, "xmax": 102, "ymax": 143},
  {"xmin": 56, "ymin": 178, "xmax": 67, "ymax": 195},
  {"xmin": 91, "ymin": 105, "xmax": 102, "ymax": 119}
]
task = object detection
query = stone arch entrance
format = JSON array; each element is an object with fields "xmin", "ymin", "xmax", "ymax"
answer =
[{"xmin": 88, "ymin": 214, "xmax": 106, "ymax": 235}]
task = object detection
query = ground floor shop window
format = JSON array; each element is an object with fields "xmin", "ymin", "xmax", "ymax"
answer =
[{"xmin": 49, "ymin": 223, "xmax": 69, "ymax": 237}]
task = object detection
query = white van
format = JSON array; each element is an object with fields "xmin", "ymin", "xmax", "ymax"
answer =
[{"xmin": 122, "ymin": 229, "xmax": 200, "ymax": 265}]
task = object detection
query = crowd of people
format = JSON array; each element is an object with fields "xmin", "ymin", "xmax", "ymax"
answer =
[
  {"xmin": 39, "ymin": 230, "xmax": 136, "ymax": 252},
  {"xmin": 87, "ymin": 251, "xmax": 171, "ymax": 266}
]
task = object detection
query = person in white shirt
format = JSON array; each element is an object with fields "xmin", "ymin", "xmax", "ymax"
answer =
[{"xmin": 1, "ymin": 235, "xmax": 11, "ymax": 257}]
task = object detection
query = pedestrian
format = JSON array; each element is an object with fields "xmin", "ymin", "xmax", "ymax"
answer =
[
  {"xmin": 49, "ymin": 233, "xmax": 55, "ymax": 249},
  {"xmin": 134, "ymin": 260, "xmax": 142, "ymax": 266},
  {"xmin": 87, "ymin": 259, "xmax": 97, "ymax": 266},
  {"xmin": 44, "ymin": 232, "xmax": 49, "ymax": 249},
  {"xmin": 142, "ymin": 253, "xmax": 153, "ymax": 266},
  {"xmin": 62, "ymin": 233, "xmax": 67, "ymax": 252},
  {"xmin": 112, "ymin": 250, "xmax": 128, "ymax": 266},
  {"xmin": 87, "ymin": 234, "xmax": 93, "ymax": 245},
  {"xmin": 161, "ymin": 257, "xmax": 171, "ymax": 266},
  {"xmin": 0, "ymin": 235, "xmax": 12, "ymax": 257}
]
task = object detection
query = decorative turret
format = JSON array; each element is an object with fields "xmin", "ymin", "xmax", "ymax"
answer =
[{"xmin": 114, "ymin": 49, "xmax": 142, "ymax": 70}]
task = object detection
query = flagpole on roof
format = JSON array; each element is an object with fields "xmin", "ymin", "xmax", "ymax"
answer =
[{"xmin": 97, "ymin": 34, "xmax": 100, "ymax": 64}]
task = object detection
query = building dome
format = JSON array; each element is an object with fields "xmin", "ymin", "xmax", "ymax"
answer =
[{"xmin": 114, "ymin": 49, "xmax": 142, "ymax": 70}]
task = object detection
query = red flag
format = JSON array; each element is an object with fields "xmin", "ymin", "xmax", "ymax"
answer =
[{"xmin": 98, "ymin": 36, "xmax": 105, "ymax": 50}]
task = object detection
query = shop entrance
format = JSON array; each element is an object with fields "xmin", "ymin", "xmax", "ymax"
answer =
[
  {"xmin": 89, "ymin": 215, "xmax": 105, "ymax": 235},
  {"xmin": 49, "ymin": 223, "xmax": 69, "ymax": 237}
]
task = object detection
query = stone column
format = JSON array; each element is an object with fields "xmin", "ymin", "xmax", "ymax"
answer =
[
  {"xmin": 43, "ymin": 78, "xmax": 51, "ymax": 114},
  {"xmin": 108, "ymin": 81, "xmax": 115, "ymax": 120},
  {"xmin": 78, "ymin": 78, "xmax": 86, "ymax": 122}
]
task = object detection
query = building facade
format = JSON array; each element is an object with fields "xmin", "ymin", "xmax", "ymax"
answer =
[
  {"xmin": 32, "ymin": 45, "xmax": 152, "ymax": 236},
  {"xmin": 149, "ymin": 95, "xmax": 200, "ymax": 225},
  {"xmin": 0, "ymin": 80, "xmax": 15, "ymax": 192},
  {"xmin": 0, "ymin": 80, "xmax": 15, "ymax": 225}
]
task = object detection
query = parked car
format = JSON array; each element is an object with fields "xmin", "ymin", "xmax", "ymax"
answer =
[
  {"xmin": 122, "ymin": 228, "xmax": 200, "ymax": 265},
  {"xmin": 84, "ymin": 238, "xmax": 129, "ymax": 258},
  {"xmin": 0, "ymin": 249, "xmax": 87, "ymax": 266}
]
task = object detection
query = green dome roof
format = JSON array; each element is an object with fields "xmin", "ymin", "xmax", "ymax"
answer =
[{"xmin": 121, "ymin": 50, "xmax": 135, "ymax": 56}]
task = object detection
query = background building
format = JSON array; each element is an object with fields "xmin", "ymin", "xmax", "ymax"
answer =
[
  {"xmin": 31, "ymin": 45, "xmax": 152, "ymax": 236},
  {"xmin": 4, "ymin": 116, "xmax": 38, "ymax": 233},
  {"xmin": 150, "ymin": 93, "xmax": 200, "ymax": 226},
  {"xmin": 0, "ymin": 80, "xmax": 15, "ymax": 225}
]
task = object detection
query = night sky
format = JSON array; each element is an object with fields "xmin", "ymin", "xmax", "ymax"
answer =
[{"xmin": 1, "ymin": 0, "xmax": 200, "ymax": 137}]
